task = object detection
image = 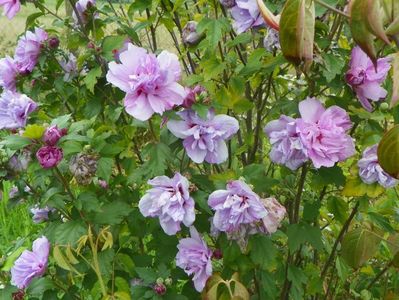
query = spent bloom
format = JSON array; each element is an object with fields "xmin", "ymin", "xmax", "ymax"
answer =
[
  {"xmin": 231, "ymin": 0, "xmax": 264, "ymax": 34},
  {"xmin": 176, "ymin": 227, "xmax": 212, "ymax": 292},
  {"xmin": 0, "ymin": 0, "xmax": 20, "ymax": 19},
  {"xmin": 11, "ymin": 236, "xmax": 50, "ymax": 289},
  {"xmin": 0, "ymin": 90, "xmax": 37, "ymax": 130},
  {"xmin": 106, "ymin": 44, "xmax": 186, "ymax": 121},
  {"xmin": 167, "ymin": 109, "xmax": 239, "ymax": 164},
  {"xmin": 30, "ymin": 205, "xmax": 54, "ymax": 223},
  {"xmin": 183, "ymin": 85, "xmax": 206, "ymax": 108},
  {"xmin": 8, "ymin": 150, "xmax": 31, "ymax": 172},
  {"xmin": 60, "ymin": 53, "xmax": 78, "ymax": 82},
  {"xmin": 220, "ymin": 0, "xmax": 236, "ymax": 8},
  {"xmin": 358, "ymin": 144, "xmax": 398, "ymax": 188},
  {"xmin": 14, "ymin": 27, "xmax": 48, "ymax": 73},
  {"xmin": 264, "ymin": 115, "xmax": 308, "ymax": 170},
  {"xmin": 36, "ymin": 146, "xmax": 63, "ymax": 169},
  {"xmin": 43, "ymin": 125, "xmax": 67, "ymax": 146},
  {"xmin": 0, "ymin": 56, "xmax": 18, "ymax": 91},
  {"xmin": 346, "ymin": 46, "xmax": 391, "ymax": 111},
  {"xmin": 182, "ymin": 21, "xmax": 203, "ymax": 46},
  {"xmin": 208, "ymin": 180, "xmax": 268, "ymax": 233},
  {"xmin": 69, "ymin": 153, "xmax": 97, "ymax": 185},
  {"xmin": 139, "ymin": 173, "xmax": 195, "ymax": 235},
  {"xmin": 73, "ymin": 0, "xmax": 96, "ymax": 24},
  {"xmin": 260, "ymin": 197, "xmax": 286, "ymax": 234},
  {"xmin": 296, "ymin": 97, "xmax": 355, "ymax": 168}
]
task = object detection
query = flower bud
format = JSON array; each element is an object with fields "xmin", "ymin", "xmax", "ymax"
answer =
[
  {"xmin": 98, "ymin": 179, "xmax": 108, "ymax": 189},
  {"xmin": 156, "ymin": 277, "xmax": 164, "ymax": 285},
  {"xmin": 12, "ymin": 290, "xmax": 25, "ymax": 300},
  {"xmin": 48, "ymin": 37, "xmax": 60, "ymax": 49},
  {"xmin": 36, "ymin": 146, "xmax": 63, "ymax": 169},
  {"xmin": 219, "ymin": 0, "xmax": 236, "ymax": 8},
  {"xmin": 164, "ymin": 277, "xmax": 173, "ymax": 286},
  {"xmin": 43, "ymin": 125, "xmax": 67, "ymax": 146},
  {"xmin": 212, "ymin": 249, "xmax": 223, "ymax": 259},
  {"xmin": 183, "ymin": 85, "xmax": 206, "ymax": 108},
  {"xmin": 182, "ymin": 21, "xmax": 204, "ymax": 46},
  {"xmin": 69, "ymin": 153, "xmax": 97, "ymax": 185},
  {"xmin": 380, "ymin": 102, "xmax": 389, "ymax": 111},
  {"xmin": 87, "ymin": 41, "xmax": 95, "ymax": 49},
  {"xmin": 153, "ymin": 283, "xmax": 166, "ymax": 295}
]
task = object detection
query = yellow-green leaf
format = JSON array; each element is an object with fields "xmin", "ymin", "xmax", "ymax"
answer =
[{"xmin": 23, "ymin": 124, "xmax": 46, "ymax": 139}]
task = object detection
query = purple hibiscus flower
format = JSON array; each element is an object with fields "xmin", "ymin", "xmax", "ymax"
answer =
[
  {"xmin": 14, "ymin": 27, "xmax": 48, "ymax": 73},
  {"xmin": 230, "ymin": 0, "xmax": 265, "ymax": 34},
  {"xmin": 358, "ymin": 144, "xmax": 398, "ymax": 188},
  {"xmin": 30, "ymin": 206, "xmax": 55, "ymax": 223},
  {"xmin": 11, "ymin": 236, "xmax": 50, "ymax": 289},
  {"xmin": 139, "ymin": 173, "xmax": 195, "ymax": 235},
  {"xmin": 0, "ymin": 0, "xmax": 20, "ymax": 19},
  {"xmin": 346, "ymin": 46, "xmax": 391, "ymax": 112},
  {"xmin": 264, "ymin": 115, "xmax": 308, "ymax": 170},
  {"xmin": 167, "ymin": 109, "xmax": 239, "ymax": 164},
  {"xmin": 106, "ymin": 44, "xmax": 186, "ymax": 121},
  {"xmin": 296, "ymin": 97, "xmax": 355, "ymax": 168},
  {"xmin": 0, "ymin": 56, "xmax": 18, "ymax": 91},
  {"xmin": 208, "ymin": 180, "xmax": 267, "ymax": 233},
  {"xmin": 176, "ymin": 227, "xmax": 212, "ymax": 292},
  {"xmin": 0, "ymin": 91, "xmax": 37, "ymax": 130},
  {"xmin": 73, "ymin": 0, "xmax": 96, "ymax": 24},
  {"xmin": 43, "ymin": 125, "xmax": 67, "ymax": 146},
  {"xmin": 36, "ymin": 146, "xmax": 63, "ymax": 169}
]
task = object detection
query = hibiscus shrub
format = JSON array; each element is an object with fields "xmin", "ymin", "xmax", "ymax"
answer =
[{"xmin": 2, "ymin": 0, "xmax": 399, "ymax": 299}]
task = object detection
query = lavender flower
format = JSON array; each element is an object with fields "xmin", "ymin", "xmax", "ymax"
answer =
[
  {"xmin": 0, "ymin": 91, "xmax": 37, "ymax": 130},
  {"xmin": 167, "ymin": 109, "xmax": 239, "ymax": 164},
  {"xmin": 264, "ymin": 115, "xmax": 308, "ymax": 170},
  {"xmin": 60, "ymin": 53, "xmax": 78, "ymax": 82},
  {"xmin": 106, "ymin": 44, "xmax": 186, "ymax": 121},
  {"xmin": 358, "ymin": 144, "xmax": 398, "ymax": 188},
  {"xmin": 139, "ymin": 173, "xmax": 195, "ymax": 235},
  {"xmin": 14, "ymin": 27, "xmax": 48, "ymax": 73},
  {"xmin": 30, "ymin": 205, "xmax": 54, "ymax": 223},
  {"xmin": 11, "ymin": 236, "xmax": 50, "ymax": 289},
  {"xmin": 43, "ymin": 125, "xmax": 67, "ymax": 146},
  {"xmin": 263, "ymin": 28, "xmax": 280, "ymax": 52},
  {"xmin": 0, "ymin": 56, "xmax": 18, "ymax": 91},
  {"xmin": 296, "ymin": 97, "xmax": 355, "ymax": 168},
  {"xmin": 73, "ymin": 0, "xmax": 96, "ymax": 24},
  {"xmin": 176, "ymin": 227, "xmax": 212, "ymax": 292},
  {"xmin": 230, "ymin": 0, "xmax": 265, "ymax": 34},
  {"xmin": 0, "ymin": 0, "xmax": 20, "ymax": 19},
  {"xmin": 208, "ymin": 180, "xmax": 268, "ymax": 233},
  {"xmin": 346, "ymin": 46, "xmax": 391, "ymax": 111},
  {"xmin": 36, "ymin": 146, "xmax": 63, "ymax": 169},
  {"xmin": 182, "ymin": 21, "xmax": 204, "ymax": 46}
]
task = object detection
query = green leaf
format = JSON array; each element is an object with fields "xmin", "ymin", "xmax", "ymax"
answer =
[
  {"xmin": 144, "ymin": 142, "xmax": 171, "ymax": 177},
  {"xmin": 102, "ymin": 35, "xmax": 127, "ymax": 61},
  {"xmin": 51, "ymin": 114, "xmax": 71, "ymax": 128},
  {"xmin": 96, "ymin": 157, "xmax": 114, "ymax": 182},
  {"xmin": 197, "ymin": 18, "xmax": 230, "ymax": 50},
  {"xmin": 55, "ymin": 220, "xmax": 87, "ymax": 245},
  {"xmin": 327, "ymin": 196, "xmax": 348, "ymax": 224},
  {"xmin": 322, "ymin": 53, "xmax": 345, "ymax": 83},
  {"xmin": 279, "ymin": 0, "xmax": 315, "ymax": 66},
  {"xmin": 341, "ymin": 228, "xmax": 382, "ymax": 268},
  {"xmin": 26, "ymin": 277, "xmax": 55, "ymax": 297},
  {"xmin": 84, "ymin": 66, "xmax": 102, "ymax": 93},
  {"xmin": 93, "ymin": 202, "xmax": 132, "ymax": 225},
  {"xmin": 249, "ymin": 235, "xmax": 277, "ymax": 268},
  {"xmin": 22, "ymin": 124, "xmax": 46, "ymax": 139},
  {"xmin": 135, "ymin": 267, "xmax": 158, "ymax": 284},
  {"xmin": 287, "ymin": 223, "xmax": 324, "ymax": 251},
  {"xmin": 0, "ymin": 135, "xmax": 32, "ymax": 150}
]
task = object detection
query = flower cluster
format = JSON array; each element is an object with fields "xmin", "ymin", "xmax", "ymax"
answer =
[
  {"xmin": 167, "ymin": 109, "xmax": 239, "ymax": 164},
  {"xmin": 36, "ymin": 126, "xmax": 66, "ymax": 169},
  {"xmin": 106, "ymin": 44, "xmax": 186, "ymax": 121},
  {"xmin": 11, "ymin": 236, "xmax": 50, "ymax": 289},
  {"xmin": 265, "ymin": 97, "xmax": 355, "ymax": 169},
  {"xmin": 139, "ymin": 173, "xmax": 195, "ymax": 235},
  {"xmin": 358, "ymin": 144, "xmax": 398, "ymax": 188},
  {"xmin": 346, "ymin": 46, "xmax": 391, "ymax": 112}
]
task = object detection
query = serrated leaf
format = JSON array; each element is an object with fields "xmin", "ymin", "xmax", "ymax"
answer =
[
  {"xmin": 102, "ymin": 35, "xmax": 127, "ymax": 61},
  {"xmin": 341, "ymin": 228, "xmax": 382, "ymax": 268},
  {"xmin": 0, "ymin": 135, "xmax": 32, "ymax": 150},
  {"xmin": 23, "ymin": 124, "xmax": 45, "ymax": 139},
  {"xmin": 93, "ymin": 202, "xmax": 132, "ymax": 225},
  {"xmin": 197, "ymin": 18, "xmax": 230, "ymax": 50},
  {"xmin": 84, "ymin": 66, "xmax": 102, "ymax": 93}
]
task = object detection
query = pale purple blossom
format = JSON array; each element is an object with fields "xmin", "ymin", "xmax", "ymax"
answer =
[
  {"xmin": 0, "ymin": 91, "xmax": 37, "ymax": 129},
  {"xmin": 176, "ymin": 227, "xmax": 212, "ymax": 292},
  {"xmin": 296, "ymin": 97, "xmax": 355, "ymax": 168},
  {"xmin": 0, "ymin": 0, "xmax": 20, "ymax": 19},
  {"xmin": 264, "ymin": 115, "xmax": 308, "ymax": 170},
  {"xmin": 230, "ymin": 0, "xmax": 265, "ymax": 34},
  {"xmin": 14, "ymin": 27, "xmax": 48, "ymax": 73},
  {"xmin": 73, "ymin": 0, "xmax": 96, "ymax": 24},
  {"xmin": 167, "ymin": 109, "xmax": 239, "ymax": 164},
  {"xmin": 182, "ymin": 21, "xmax": 203, "ymax": 46},
  {"xmin": 263, "ymin": 28, "xmax": 280, "ymax": 52},
  {"xmin": 139, "ymin": 173, "xmax": 195, "ymax": 235},
  {"xmin": 60, "ymin": 53, "xmax": 78, "ymax": 81},
  {"xmin": 346, "ymin": 46, "xmax": 391, "ymax": 111},
  {"xmin": 36, "ymin": 146, "xmax": 63, "ymax": 169},
  {"xmin": 11, "ymin": 236, "xmax": 50, "ymax": 289},
  {"xmin": 0, "ymin": 56, "xmax": 18, "ymax": 91},
  {"xmin": 358, "ymin": 144, "xmax": 398, "ymax": 188},
  {"xmin": 106, "ymin": 44, "xmax": 186, "ymax": 121},
  {"xmin": 8, "ymin": 150, "xmax": 31, "ymax": 172},
  {"xmin": 208, "ymin": 180, "xmax": 267, "ymax": 233},
  {"xmin": 30, "ymin": 206, "xmax": 54, "ymax": 223}
]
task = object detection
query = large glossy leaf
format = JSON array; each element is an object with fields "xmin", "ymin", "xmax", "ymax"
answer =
[
  {"xmin": 377, "ymin": 125, "xmax": 399, "ymax": 178},
  {"xmin": 279, "ymin": 0, "xmax": 315, "ymax": 66},
  {"xmin": 341, "ymin": 228, "xmax": 382, "ymax": 268}
]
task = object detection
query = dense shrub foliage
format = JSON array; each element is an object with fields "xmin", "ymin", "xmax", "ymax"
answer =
[{"xmin": 1, "ymin": 0, "xmax": 399, "ymax": 299}]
